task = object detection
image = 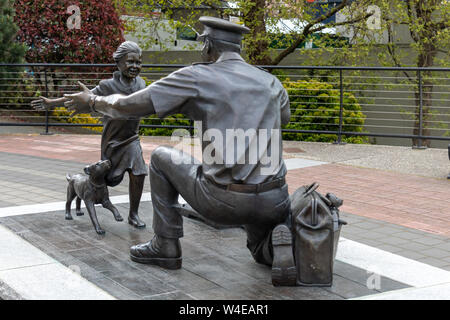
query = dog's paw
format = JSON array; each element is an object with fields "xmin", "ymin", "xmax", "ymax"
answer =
[
  {"xmin": 95, "ymin": 229, "xmax": 106, "ymax": 235},
  {"xmin": 114, "ymin": 215, "xmax": 124, "ymax": 222},
  {"xmin": 76, "ymin": 211, "xmax": 84, "ymax": 216},
  {"xmin": 65, "ymin": 215, "xmax": 73, "ymax": 220}
]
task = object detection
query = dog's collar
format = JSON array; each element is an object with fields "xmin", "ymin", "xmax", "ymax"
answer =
[{"xmin": 89, "ymin": 179, "xmax": 106, "ymax": 188}]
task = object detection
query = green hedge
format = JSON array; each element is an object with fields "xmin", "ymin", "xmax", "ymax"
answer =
[
  {"xmin": 282, "ymin": 79, "xmax": 367, "ymax": 144},
  {"xmin": 137, "ymin": 75, "xmax": 367, "ymax": 143}
]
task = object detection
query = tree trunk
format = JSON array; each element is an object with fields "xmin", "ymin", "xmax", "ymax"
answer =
[
  {"xmin": 242, "ymin": 0, "xmax": 272, "ymax": 65},
  {"xmin": 412, "ymin": 43, "xmax": 436, "ymax": 148}
]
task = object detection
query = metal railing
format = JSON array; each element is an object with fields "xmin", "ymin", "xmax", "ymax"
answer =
[{"xmin": 1, "ymin": 63, "xmax": 449, "ymax": 147}]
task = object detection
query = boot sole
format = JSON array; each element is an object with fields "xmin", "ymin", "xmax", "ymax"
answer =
[
  {"xmin": 272, "ymin": 224, "xmax": 296, "ymax": 286},
  {"xmin": 130, "ymin": 254, "xmax": 182, "ymax": 270}
]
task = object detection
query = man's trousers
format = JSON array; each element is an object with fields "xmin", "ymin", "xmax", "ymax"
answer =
[{"xmin": 150, "ymin": 146, "xmax": 291, "ymax": 266}]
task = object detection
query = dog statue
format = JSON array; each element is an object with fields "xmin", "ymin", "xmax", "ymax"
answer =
[{"xmin": 65, "ymin": 159, "xmax": 123, "ymax": 234}]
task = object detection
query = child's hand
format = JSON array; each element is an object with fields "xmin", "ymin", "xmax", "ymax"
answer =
[{"xmin": 31, "ymin": 97, "xmax": 51, "ymax": 110}]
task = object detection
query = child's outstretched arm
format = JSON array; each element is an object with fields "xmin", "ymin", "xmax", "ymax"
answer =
[{"xmin": 31, "ymin": 96, "xmax": 70, "ymax": 111}]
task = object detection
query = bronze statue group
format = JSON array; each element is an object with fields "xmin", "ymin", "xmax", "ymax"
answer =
[{"xmin": 33, "ymin": 17, "xmax": 345, "ymax": 287}]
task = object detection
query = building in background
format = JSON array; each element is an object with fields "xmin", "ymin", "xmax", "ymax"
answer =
[{"xmin": 122, "ymin": 1, "xmax": 230, "ymax": 52}]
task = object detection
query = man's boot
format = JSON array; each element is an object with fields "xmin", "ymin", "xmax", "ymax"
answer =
[
  {"xmin": 130, "ymin": 235, "xmax": 182, "ymax": 270},
  {"xmin": 271, "ymin": 224, "xmax": 296, "ymax": 286}
]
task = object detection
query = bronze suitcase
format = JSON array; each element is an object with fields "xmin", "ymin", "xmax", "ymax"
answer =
[{"xmin": 290, "ymin": 183, "xmax": 345, "ymax": 287}]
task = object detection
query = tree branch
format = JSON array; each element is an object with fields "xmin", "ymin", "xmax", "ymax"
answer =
[
  {"xmin": 386, "ymin": 23, "xmax": 413, "ymax": 82},
  {"xmin": 406, "ymin": 0, "xmax": 420, "ymax": 42},
  {"xmin": 433, "ymin": 20, "xmax": 450, "ymax": 31},
  {"xmin": 272, "ymin": 0, "xmax": 352, "ymax": 65},
  {"xmin": 309, "ymin": 12, "xmax": 373, "ymax": 34}
]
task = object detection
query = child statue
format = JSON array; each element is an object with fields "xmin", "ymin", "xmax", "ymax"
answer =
[{"xmin": 32, "ymin": 41, "xmax": 148, "ymax": 228}]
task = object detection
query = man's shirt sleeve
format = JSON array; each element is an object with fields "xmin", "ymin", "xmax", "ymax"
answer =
[
  {"xmin": 280, "ymin": 86, "xmax": 291, "ymax": 125},
  {"xmin": 148, "ymin": 66, "xmax": 199, "ymax": 118}
]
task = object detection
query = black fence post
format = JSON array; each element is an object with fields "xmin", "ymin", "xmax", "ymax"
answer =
[
  {"xmin": 334, "ymin": 69, "xmax": 345, "ymax": 145},
  {"xmin": 189, "ymin": 119, "xmax": 194, "ymax": 137},
  {"xmin": 40, "ymin": 68, "xmax": 53, "ymax": 135},
  {"xmin": 414, "ymin": 70, "xmax": 425, "ymax": 149}
]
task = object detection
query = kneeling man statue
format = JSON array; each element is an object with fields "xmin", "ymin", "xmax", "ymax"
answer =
[{"xmin": 65, "ymin": 17, "xmax": 295, "ymax": 286}]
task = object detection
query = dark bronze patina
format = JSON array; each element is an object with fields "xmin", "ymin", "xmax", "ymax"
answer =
[
  {"xmin": 63, "ymin": 17, "xmax": 344, "ymax": 287},
  {"xmin": 66, "ymin": 159, "xmax": 123, "ymax": 235},
  {"xmin": 32, "ymin": 41, "xmax": 147, "ymax": 228}
]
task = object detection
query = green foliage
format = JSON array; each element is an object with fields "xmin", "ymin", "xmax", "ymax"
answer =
[
  {"xmin": 137, "ymin": 74, "xmax": 366, "ymax": 143},
  {"xmin": 0, "ymin": 70, "xmax": 40, "ymax": 111},
  {"xmin": 235, "ymin": 0, "xmax": 376, "ymax": 65},
  {"xmin": 116, "ymin": 0, "xmax": 225, "ymax": 53},
  {"xmin": 52, "ymin": 107, "xmax": 103, "ymax": 133},
  {"xmin": 139, "ymin": 114, "xmax": 191, "ymax": 136},
  {"xmin": 0, "ymin": 0, "xmax": 26, "ymax": 63},
  {"xmin": 282, "ymin": 79, "xmax": 367, "ymax": 144},
  {"xmin": 0, "ymin": 0, "xmax": 28, "ymax": 109}
]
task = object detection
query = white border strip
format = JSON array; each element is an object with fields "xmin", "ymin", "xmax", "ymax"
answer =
[
  {"xmin": 336, "ymin": 238, "xmax": 450, "ymax": 288},
  {"xmin": 354, "ymin": 282, "xmax": 450, "ymax": 300},
  {"xmin": 0, "ymin": 225, "xmax": 115, "ymax": 300},
  {"xmin": 0, "ymin": 193, "xmax": 152, "ymax": 218}
]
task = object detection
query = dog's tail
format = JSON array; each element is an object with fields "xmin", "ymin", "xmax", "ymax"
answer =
[{"xmin": 66, "ymin": 173, "xmax": 72, "ymax": 182}]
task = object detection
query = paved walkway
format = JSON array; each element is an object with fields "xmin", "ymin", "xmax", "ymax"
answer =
[
  {"xmin": 1, "ymin": 134, "xmax": 448, "ymax": 236},
  {"xmin": 0, "ymin": 133, "xmax": 449, "ymax": 299}
]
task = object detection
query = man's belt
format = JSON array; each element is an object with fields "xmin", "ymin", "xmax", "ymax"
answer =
[{"xmin": 207, "ymin": 177, "xmax": 286, "ymax": 193}]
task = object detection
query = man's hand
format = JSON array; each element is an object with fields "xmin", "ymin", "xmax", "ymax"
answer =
[
  {"xmin": 64, "ymin": 81, "xmax": 94, "ymax": 116},
  {"xmin": 31, "ymin": 96, "xmax": 52, "ymax": 111}
]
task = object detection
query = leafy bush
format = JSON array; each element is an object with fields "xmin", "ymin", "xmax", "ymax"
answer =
[
  {"xmin": 52, "ymin": 107, "xmax": 103, "ymax": 133},
  {"xmin": 14, "ymin": 0, "xmax": 124, "ymax": 64},
  {"xmin": 282, "ymin": 79, "xmax": 367, "ymax": 144}
]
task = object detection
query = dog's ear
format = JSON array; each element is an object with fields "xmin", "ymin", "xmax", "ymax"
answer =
[{"xmin": 83, "ymin": 165, "xmax": 91, "ymax": 175}]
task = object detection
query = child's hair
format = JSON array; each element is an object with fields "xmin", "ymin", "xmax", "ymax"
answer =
[{"xmin": 113, "ymin": 41, "xmax": 142, "ymax": 62}]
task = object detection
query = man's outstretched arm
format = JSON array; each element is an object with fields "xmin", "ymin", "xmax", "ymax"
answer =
[{"xmin": 64, "ymin": 82, "xmax": 155, "ymax": 119}]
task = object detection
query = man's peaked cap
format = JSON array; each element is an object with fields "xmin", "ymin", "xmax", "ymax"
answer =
[{"xmin": 198, "ymin": 16, "xmax": 250, "ymax": 44}]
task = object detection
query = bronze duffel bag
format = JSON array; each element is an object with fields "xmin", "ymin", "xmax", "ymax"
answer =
[{"xmin": 290, "ymin": 183, "xmax": 346, "ymax": 287}]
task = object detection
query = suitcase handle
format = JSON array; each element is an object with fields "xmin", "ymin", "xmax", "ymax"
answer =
[
  {"xmin": 304, "ymin": 182, "xmax": 320, "ymax": 197},
  {"xmin": 312, "ymin": 193, "xmax": 318, "ymax": 226}
]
